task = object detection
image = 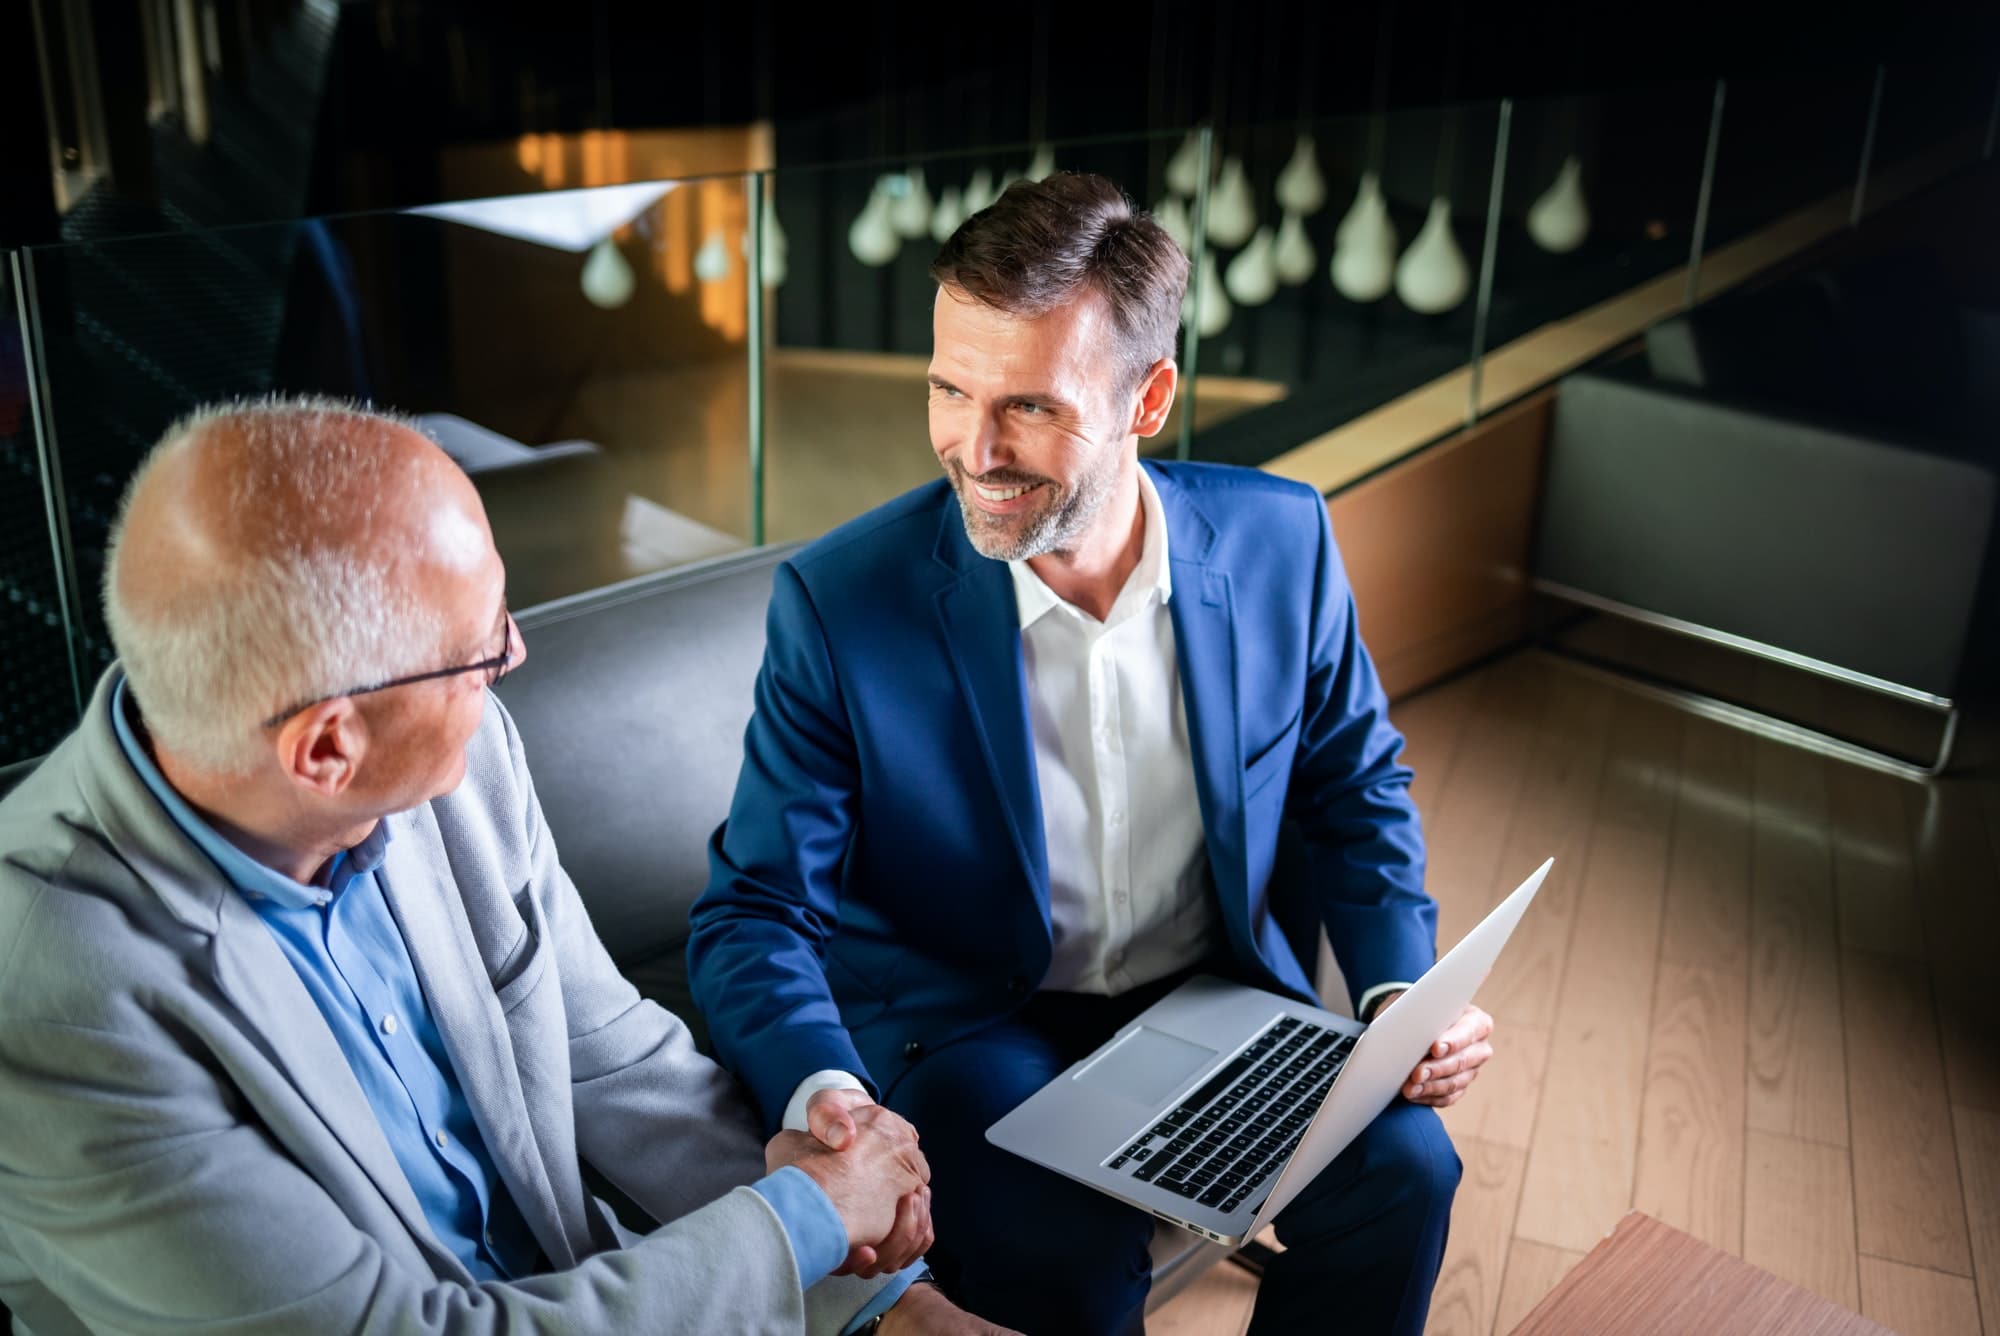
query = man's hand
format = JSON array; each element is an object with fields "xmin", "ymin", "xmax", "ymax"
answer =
[
  {"xmin": 1378, "ymin": 996, "xmax": 1494, "ymax": 1108},
  {"xmin": 767, "ymin": 1094, "xmax": 933, "ymax": 1277},
  {"xmin": 879, "ymin": 1280, "xmax": 1024, "ymax": 1335}
]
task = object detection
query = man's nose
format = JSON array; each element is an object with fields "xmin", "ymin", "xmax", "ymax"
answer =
[{"xmin": 962, "ymin": 412, "xmax": 1011, "ymax": 477}]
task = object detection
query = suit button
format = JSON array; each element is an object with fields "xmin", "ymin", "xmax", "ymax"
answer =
[
  {"xmin": 902, "ymin": 1040, "xmax": 925, "ymax": 1061},
  {"xmin": 1007, "ymin": 976, "xmax": 1029, "ymax": 996}
]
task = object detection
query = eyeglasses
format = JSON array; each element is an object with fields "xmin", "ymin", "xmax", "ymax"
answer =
[{"xmin": 261, "ymin": 607, "xmax": 517, "ymax": 729}]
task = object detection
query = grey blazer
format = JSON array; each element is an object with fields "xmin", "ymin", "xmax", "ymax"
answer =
[{"xmin": 0, "ymin": 671, "xmax": 887, "ymax": 1335}]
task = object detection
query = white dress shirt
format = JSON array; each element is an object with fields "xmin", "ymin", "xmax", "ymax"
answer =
[{"xmin": 783, "ymin": 470, "xmax": 1406, "ymax": 1128}]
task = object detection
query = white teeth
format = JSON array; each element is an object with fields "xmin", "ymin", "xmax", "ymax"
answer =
[{"xmin": 974, "ymin": 483, "xmax": 1030, "ymax": 502}]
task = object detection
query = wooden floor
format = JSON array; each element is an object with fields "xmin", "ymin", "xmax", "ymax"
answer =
[{"xmin": 1153, "ymin": 650, "xmax": 2000, "ymax": 1335}]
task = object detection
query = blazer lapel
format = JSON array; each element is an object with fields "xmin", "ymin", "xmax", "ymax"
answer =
[
  {"xmin": 1154, "ymin": 466, "xmax": 1256, "ymax": 956},
  {"xmin": 378, "ymin": 805, "xmax": 578, "ymax": 1269},
  {"xmin": 932, "ymin": 509, "xmax": 1051, "ymax": 921}
]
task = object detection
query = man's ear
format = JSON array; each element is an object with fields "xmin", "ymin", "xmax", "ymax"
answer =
[
  {"xmin": 274, "ymin": 698, "xmax": 365, "ymax": 797},
  {"xmin": 1129, "ymin": 359, "xmax": 1179, "ymax": 439}
]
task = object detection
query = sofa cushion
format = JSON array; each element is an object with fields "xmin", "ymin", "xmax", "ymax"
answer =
[{"xmin": 496, "ymin": 545, "xmax": 798, "ymax": 975}]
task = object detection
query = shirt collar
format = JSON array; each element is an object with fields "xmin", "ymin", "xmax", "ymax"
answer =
[
  {"xmin": 1009, "ymin": 465, "xmax": 1174, "ymax": 630},
  {"xmin": 109, "ymin": 674, "xmax": 390, "ymax": 911}
]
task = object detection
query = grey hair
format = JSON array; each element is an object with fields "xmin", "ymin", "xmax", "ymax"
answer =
[{"xmin": 102, "ymin": 395, "xmax": 454, "ymax": 775}]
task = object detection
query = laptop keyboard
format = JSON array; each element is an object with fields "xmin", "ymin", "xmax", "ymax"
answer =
[{"xmin": 1104, "ymin": 1016, "xmax": 1353, "ymax": 1215}]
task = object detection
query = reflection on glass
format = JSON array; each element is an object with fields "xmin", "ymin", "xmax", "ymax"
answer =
[
  {"xmin": 1183, "ymin": 103, "xmax": 1501, "ymax": 474},
  {"xmin": 20, "ymin": 174, "xmax": 759, "ymax": 631},
  {"xmin": 1864, "ymin": 64, "xmax": 1994, "ymax": 218}
]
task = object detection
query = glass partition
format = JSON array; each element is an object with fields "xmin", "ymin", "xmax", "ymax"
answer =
[
  {"xmin": 16, "ymin": 176, "xmax": 762, "ymax": 669},
  {"xmin": 1474, "ymin": 83, "xmax": 1715, "ymax": 413},
  {"xmin": 1864, "ymin": 63, "xmax": 1996, "ymax": 218},
  {"xmin": 1181, "ymin": 102, "xmax": 1502, "ymax": 474},
  {"xmin": 752, "ymin": 130, "xmax": 1205, "ymax": 544},
  {"xmin": 2, "ymin": 254, "xmax": 79, "ymax": 769}
]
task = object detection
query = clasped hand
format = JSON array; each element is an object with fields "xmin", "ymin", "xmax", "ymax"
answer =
[{"xmin": 765, "ymin": 1089, "xmax": 933, "ymax": 1278}]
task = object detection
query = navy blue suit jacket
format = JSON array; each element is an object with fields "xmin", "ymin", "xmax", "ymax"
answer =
[{"xmin": 688, "ymin": 461, "xmax": 1434, "ymax": 1127}]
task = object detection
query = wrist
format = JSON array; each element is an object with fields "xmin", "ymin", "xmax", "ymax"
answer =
[{"xmin": 874, "ymin": 1271, "xmax": 944, "ymax": 1334}]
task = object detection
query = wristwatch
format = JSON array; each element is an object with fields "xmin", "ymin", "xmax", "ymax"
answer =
[{"xmin": 854, "ymin": 1270, "xmax": 938, "ymax": 1333}]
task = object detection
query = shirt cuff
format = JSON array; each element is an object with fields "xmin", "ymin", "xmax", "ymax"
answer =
[
  {"xmin": 1357, "ymin": 981, "xmax": 1414, "ymax": 1022},
  {"xmin": 784, "ymin": 1069, "xmax": 870, "ymax": 1132},
  {"xmin": 751, "ymin": 1165, "xmax": 849, "ymax": 1286},
  {"xmin": 841, "ymin": 1262, "xmax": 927, "ymax": 1335}
]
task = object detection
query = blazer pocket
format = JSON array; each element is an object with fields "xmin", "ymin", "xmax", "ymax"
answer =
[
  {"xmin": 1244, "ymin": 706, "xmax": 1305, "ymax": 800},
  {"xmin": 493, "ymin": 885, "xmax": 553, "ymax": 1014}
]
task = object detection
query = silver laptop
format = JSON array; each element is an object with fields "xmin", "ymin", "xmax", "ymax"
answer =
[{"xmin": 987, "ymin": 858, "xmax": 1552, "ymax": 1246}]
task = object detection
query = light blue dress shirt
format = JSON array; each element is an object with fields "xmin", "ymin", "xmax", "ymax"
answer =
[{"xmin": 110, "ymin": 678, "xmax": 918, "ymax": 1322}]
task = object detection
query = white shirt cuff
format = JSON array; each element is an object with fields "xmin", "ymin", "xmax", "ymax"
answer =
[
  {"xmin": 783, "ymin": 1069, "xmax": 870, "ymax": 1132},
  {"xmin": 1357, "ymin": 981, "xmax": 1414, "ymax": 1022}
]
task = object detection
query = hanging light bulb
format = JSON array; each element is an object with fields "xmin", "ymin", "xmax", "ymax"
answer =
[
  {"xmin": 1164, "ymin": 130, "xmax": 1204, "ymax": 197},
  {"xmin": 963, "ymin": 168, "xmax": 997, "ymax": 214},
  {"xmin": 1526, "ymin": 154, "xmax": 1590, "ymax": 254},
  {"xmin": 1206, "ymin": 156, "xmax": 1257, "ymax": 249},
  {"xmin": 1152, "ymin": 197, "xmax": 1192, "ymax": 252},
  {"xmin": 1330, "ymin": 188, "xmax": 1396, "ymax": 302},
  {"xmin": 1394, "ymin": 198, "xmax": 1470, "ymax": 313},
  {"xmin": 931, "ymin": 184, "xmax": 966, "ymax": 243},
  {"xmin": 848, "ymin": 177, "xmax": 901, "ymax": 267},
  {"xmin": 693, "ymin": 231, "xmax": 730, "ymax": 283},
  {"xmin": 1224, "ymin": 226, "xmax": 1279, "ymax": 306},
  {"xmin": 1334, "ymin": 172, "xmax": 1390, "ymax": 252},
  {"xmin": 1274, "ymin": 210, "xmax": 1315, "ymax": 285},
  {"xmin": 580, "ymin": 237, "xmax": 636, "ymax": 309},
  {"xmin": 1026, "ymin": 143, "xmax": 1057, "ymax": 181},
  {"xmin": 892, "ymin": 167, "xmax": 934, "ymax": 240},
  {"xmin": 1274, "ymin": 133, "xmax": 1328, "ymax": 216},
  {"xmin": 758, "ymin": 193, "xmax": 788, "ymax": 288},
  {"xmin": 1181, "ymin": 249, "xmax": 1231, "ymax": 337}
]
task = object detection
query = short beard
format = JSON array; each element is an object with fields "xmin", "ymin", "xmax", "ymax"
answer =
[{"xmin": 949, "ymin": 451, "xmax": 1120, "ymax": 562}]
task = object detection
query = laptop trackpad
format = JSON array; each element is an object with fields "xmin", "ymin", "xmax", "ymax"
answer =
[{"xmin": 1073, "ymin": 1027, "xmax": 1218, "ymax": 1107}]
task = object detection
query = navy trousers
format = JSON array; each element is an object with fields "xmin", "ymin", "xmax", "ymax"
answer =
[{"xmin": 885, "ymin": 985, "xmax": 1461, "ymax": 1335}]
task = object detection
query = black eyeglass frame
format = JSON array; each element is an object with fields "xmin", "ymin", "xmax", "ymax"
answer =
[{"xmin": 260, "ymin": 609, "xmax": 515, "ymax": 729}]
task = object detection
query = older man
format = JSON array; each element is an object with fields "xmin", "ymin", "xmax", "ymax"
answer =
[
  {"xmin": 690, "ymin": 174, "xmax": 1494, "ymax": 1334},
  {"xmin": 0, "ymin": 399, "xmax": 1003, "ymax": 1335}
]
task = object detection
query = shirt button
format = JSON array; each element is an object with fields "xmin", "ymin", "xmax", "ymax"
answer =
[
  {"xmin": 380, "ymin": 1015, "xmax": 399, "ymax": 1036},
  {"xmin": 902, "ymin": 1040, "xmax": 925, "ymax": 1061},
  {"xmin": 434, "ymin": 1130, "xmax": 448, "ymax": 1151},
  {"xmin": 1106, "ymin": 951, "xmax": 1124, "ymax": 970},
  {"xmin": 1114, "ymin": 890, "xmax": 1130, "ymax": 905},
  {"xmin": 1109, "ymin": 811, "xmax": 1123, "ymax": 828},
  {"xmin": 485, "ymin": 1231, "xmax": 496, "ymax": 1247}
]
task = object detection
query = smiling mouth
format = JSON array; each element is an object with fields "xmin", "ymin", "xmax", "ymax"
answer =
[{"xmin": 973, "ymin": 481, "xmax": 1039, "ymax": 503}]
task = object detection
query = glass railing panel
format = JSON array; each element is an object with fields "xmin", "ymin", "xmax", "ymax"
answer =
[
  {"xmin": 1864, "ymin": 63, "xmax": 1996, "ymax": 218},
  {"xmin": 2, "ymin": 252, "xmax": 82, "ymax": 767},
  {"xmin": 17, "ymin": 175, "xmax": 760, "ymax": 658},
  {"xmin": 753, "ymin": 130, "xmax": 1200, "ymax": 544},
  {"xmin": 1184, "ymin": 102, "xmax": 1502, "ymax": 483},
  {"xmin": 1474, "ymin": 82, "xmax": 1716, "ymax": 414},
  {"xmin": 1694, "ymin": 73, "xmax": 1876, "ymax": 299}
]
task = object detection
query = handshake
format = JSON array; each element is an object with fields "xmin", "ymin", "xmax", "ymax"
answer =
[{"xmin": 765, "ymin": 1088, "xmax": 933, "ymax": 1277}]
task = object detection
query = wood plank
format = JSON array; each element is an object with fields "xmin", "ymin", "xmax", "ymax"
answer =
[
  {"xmin": 1631, "ymin": 962, "xmax": 1747, "ymax": 1253},
  {"xmin": 1857, "ymin": 1256, "xmax": 1982, "ymax": 1336},
  {"xmin": 1905, "ymin": 776, "xmax": 2000, "ymax": 1115},
  {"xmin": 1657, "ymin": 717, "xmax": 1756, "ymax": 973},
  {"xmin": 1825, "ymin": 764, "xmax": 1927, "ymax": 960},
  {"xmin": 1438, "ymin": 1021, "xmax": 1550, "ymax": 1153},
  {"xmin": 1476, "ymin": 672, "xmax": 1619, "ymax": 1031},
  {"xmin": 1743, "ymin": 1129, "xmax": 1861, "ymax": 1311},
  {"xmin": 1492, "ymin": 1241, "xmax": 1585, "ymax": 1336},
  {"xmin": 1747, "ymin": 737, "xmax": 1851, "ymax": 1148},
  {"xmin": 1513, "ymin": 692, "xmax": 1680, "ymax": 1252},
  {"xmin": 1510, "ymin": 1212, "xmax": 1888, "ymax": 1336},
  {"xmin": 1843, "ymin": 948, "xmax": 1975, "ymax": 1276},
  {"xmin": 1393, "ymin": 671, "xmax": 1485, "ymax": 813},
  {"xmin": 1954, "ymin": 1104, "xmax": 2000, "ymax": 1336},
  {"xmin": 1424, "ymin": 1137, "xmax": 1527, "ymax": 1336},
  {"xmin": 1147, "ymin": 1255, "xmax": 1257, "ymax": 1336},
  {"xmin": 1420, "ymin": 660, "xmax": 1542, "ymax": 956}
]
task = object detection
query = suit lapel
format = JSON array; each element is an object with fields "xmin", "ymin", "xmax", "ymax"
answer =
[
  {"xmin": 932, "ymin": 509, "xmax": 1051, "ymax": 921},
  {"xmin": 1154, "ymin": 466, "xmax": 1255, "ymax": 951},
  {"xmin": 378, "ymin": 805, "xmax": 577, "ymax": 1269}
]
